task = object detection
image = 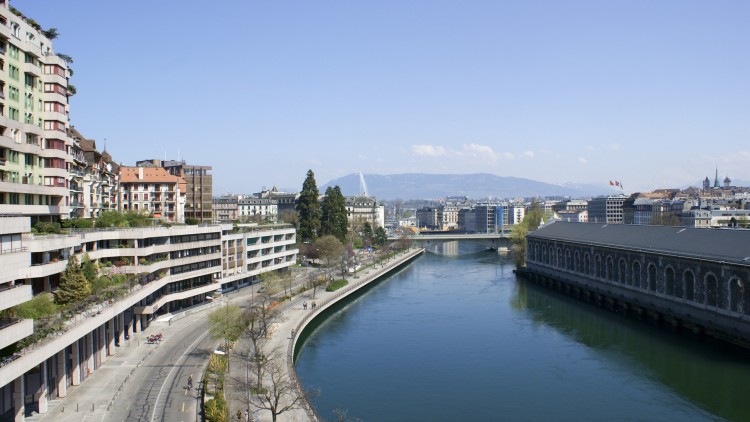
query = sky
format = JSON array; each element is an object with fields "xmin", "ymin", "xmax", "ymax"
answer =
[{"xmin": 13, "ymin": 0, "xmax": 750, "ymax": 195}]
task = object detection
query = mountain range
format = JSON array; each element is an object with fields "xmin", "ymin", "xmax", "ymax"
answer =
[{"xmin": 321, "ymin": 173, "xmax": 615, "ymax": 200}]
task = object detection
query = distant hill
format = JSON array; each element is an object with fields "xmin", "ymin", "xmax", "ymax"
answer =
[{"xmin": 321, "ymin": 173, "xmax": 612, "ymax": 200}]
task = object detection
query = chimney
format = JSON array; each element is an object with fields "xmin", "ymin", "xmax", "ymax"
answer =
[{"xmin": 138, "ymin": 167, "xmax": 144, "ymax": 180}]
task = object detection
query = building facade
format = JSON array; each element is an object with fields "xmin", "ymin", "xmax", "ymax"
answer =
[
  {"xmin": 345, "ymin": 195, "xmax": 385, "ymax": 229},
  {"xmin": 0, "ymin": 217, "xmax": 297, "ymax": 421},
  {"xmin": 525, "ymin": 222, "xmax": 750, "ymax": 347},
  {"xmin": 137, "ymin": 160, "xmax": 213, "ymax": 223},
  {"xmin": 119, "ymin": 166, "xmax": 186, "ymax": 222},
  {"xmin": 0, "ymin": 5, "xmax": 73, "ymax": 222}
]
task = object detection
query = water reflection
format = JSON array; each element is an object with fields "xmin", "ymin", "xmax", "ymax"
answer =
[{"xmin": 515, "ymin": 280, "xmax": 750, "ymax": 421}]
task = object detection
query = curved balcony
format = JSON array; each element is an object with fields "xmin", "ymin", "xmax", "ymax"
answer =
[{"xmin": 23, "ymin": 62, "xmax": 41, "ymax": 77}]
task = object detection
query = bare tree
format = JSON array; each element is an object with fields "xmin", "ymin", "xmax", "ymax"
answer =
[{"xmin": 254, "ymin": 356, "xmax": 306, "ymax": 422}]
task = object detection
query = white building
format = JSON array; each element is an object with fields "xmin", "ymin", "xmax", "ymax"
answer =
[
  {"xmin": 0, "ymin": 218, "xmax": 297, "ymax": 420},
  {"xmin": 345, "ymin": 195, "xmax": 385, "ymax": 228}
]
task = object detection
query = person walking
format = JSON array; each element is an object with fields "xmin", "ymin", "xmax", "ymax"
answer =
[{"xmin": 187, "ymin": 374, "xmax": 193, "ymax": 390}]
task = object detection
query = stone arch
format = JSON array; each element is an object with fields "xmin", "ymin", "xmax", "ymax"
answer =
[
  {"xmin": 574, "ymin": 251, "xmax": 581, "ymax": 273},
  {"xmin": 565, "ymin": 249, "xmax": 572, "ymax": 270},
  {"xmin": 665, "ymin": 267, "xmax": 675, "ymax": 296},
  {"xmin": 648, "ymin": 264, "xmax": 657, "ymax": 292},
  {"xmin": 729, "ymin": 278, "xmax": 745, "ymax": 314},
  {"xmin": 606, "ymin": 256, "xmax": 615, "ymax": 281},
  {"xmin": 533, "ymin": 243, "xmax": 539, "ymax": 262},
  {"xmin": 705, "ymin": 273, "xmax": 718, "ymax": 307},
  {"xmin": 557, "ymin": 248, "xmax": 563, "ymax": 268},
  {"xmin": 618, "ymin": 258, "xmax": 627, "ymax": 284},
  {"xmin": 542, "ymin": 246, "xmax": 548, "ymax": 265},
  {"xmin": 595, "ymin": 254, "xmax": 603, "ymax": 278},
  {"xmin": 632, "ymin": 261, "xmax": 641, "ymax": 288}
]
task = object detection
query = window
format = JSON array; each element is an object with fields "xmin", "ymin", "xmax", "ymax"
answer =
[
  {"xmin": 44, "ymin": 83, "xmax": 66, "ymax": 95},
  {"xmin": 8, "ymin": 44, "xmax": 18, "ymax": 60},
  {"xmin": 24, "ymin": 73, "xmax": 35, "ymax": 89},
  {"xmin": 8, "ymin": 107, "xmax": 19, "ymax": 121},
  {"xmin": 8, "ymin": 86, "xmax": 18, "ymax": 102},
  {"xmin": 24, "ymin": 93, "xmax": 33, "ymax": 110},
  {"xmin": 8, "ymin": 64, "xmax": 18, "ymax": 80},
  {"xmin": 43, "ymin": 64, "xmax": 65, "ymax": 77},
  {"xmin": 43, "ymin": 120, "xmax": 65, "ymax": 132},
  {"xmin": 44, "ymin": 102, "xmax": 65, "ymax": 113},
  {"xmin": 8, "ymin": 150, "xmax": 19, "ymax": 163}
]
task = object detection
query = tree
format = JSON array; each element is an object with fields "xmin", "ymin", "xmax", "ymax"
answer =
[
  {"xmin": 297, "ymin": 170, "xmax": 321, "ymax": 243},
  {"xmin": 320, "ymin": 185, "xmax": 349, "ymax": 243},
  {"xmin": 374, "ymin": 227, "xmax": 388, "ymax": 246},
  {"xmin": 278, "ymin": 210, "xmax": 299, "ymax": 229},
  {"xmin": 509, "ymin": 201, "xmax": 544, "ymax": 268},
  {"xmin": 54, "ymin": 255, "xmax": 91, "ymax": 305},
  {"xmin": 95, "ymin": 210, "xmax": 128, "ymax": 228},
  {"xmin": 42, "ymin": 27, "xmax": 59, "ymax": 39},
  {"xmin": 362, "ymin": 222, "xmax": 374, "ymax": 248},
  {"xmin": 81, "ymin": 254, "xmax": 98, "ymax": 285},
  {"xmin": 314, "ymin": 235, "xmax": 344, "ymax": 279},
  {"xmin": 254, "ymin": 355, "xmax": 306, "ymax": 422},
  {"xmin": 208, "ymin": 304, "xmax": 246, "ymax": 344}
]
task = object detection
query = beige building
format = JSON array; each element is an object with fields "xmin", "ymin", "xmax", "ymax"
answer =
[
  {"xmin": 0, "ymin": 4, "xmax": 73, "ymax": 221},
  {"xmin": 118, "ymin": 166, "xmax": 186, "ymax": 222}
]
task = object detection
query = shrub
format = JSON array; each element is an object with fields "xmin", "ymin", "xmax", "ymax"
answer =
[
  {"xmin": 32, "ymin": 221, "xmax": 64, "ymax": 235},
  {"xmin": 185, "ymin": 217, "xmax": 199, "ymax": 225},
  {"xmin": 326, "ymin": 279, "xmax": 348, "ymax": 292}
]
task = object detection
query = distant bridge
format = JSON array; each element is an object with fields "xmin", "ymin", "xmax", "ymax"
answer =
[{"xmin": 388, "ymin": 232, "xmax": 511, "ymax": 253}]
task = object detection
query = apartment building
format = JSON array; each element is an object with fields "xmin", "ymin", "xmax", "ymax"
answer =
[
  {"xmin": 0, "ymin": 217, "xmax": 297, "ymax": 420},
  {"xmin": 345, "ymin": 195, "xmax": 385, "ymax": 229},
  {"xmin": 0, "ymin": 3, "xmax": 73, "ymax": 221},
  {"xmin": 137, "ymin": 160, "xmax": 213, "ymax": 223},
  {"xmin": 118, "ymin": 166, "xmax": 186, "ymax": 222},
  {"xmin": 68, "ymin": 127, "xmax": 118, "ymax": 219}
]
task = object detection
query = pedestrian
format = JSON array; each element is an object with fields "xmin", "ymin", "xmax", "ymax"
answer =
[
  {"xmin": 291, "ymin": 328, "xmax": 295, "ymax": 338},
  {"xmin": 245, "ymin": 409, "xmax": 249, "ymax": 422},
  {"xmin": 303, "ymin": 301, "xmax": 307, "ymax": 310},
  {"xmin": 188, "ymin": 374, "xmax": 193, "ymax": 390}
]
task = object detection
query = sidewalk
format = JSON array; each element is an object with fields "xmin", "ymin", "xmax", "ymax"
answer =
[{"xmin": 228, "ymin": 248, "xmax": 425, "ymax": 422}]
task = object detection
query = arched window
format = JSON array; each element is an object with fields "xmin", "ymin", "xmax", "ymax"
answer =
[
  {"xmin": 706, "ymin": 274, "xmax": 718, "ymax": 307},
  {"xmin": 730, "ymin": 278, "xmax": 745, "ymax": 314},
  {"xmin": 606, "ymin": 256, "xmax": 614, "ymax": 281},
  {"xmin": 718, "ymin": 277, "xmax": 729, "ymax": 310},
  {"xmin": 557, "ymin": 248, "xmax": 563, "ymax": 268},
  {"xmin": 584, "ymin": 253, "xmax": 591, "ymax": 275},
  {"xmin": 632, "ymin": 261, "xmax": 641, "ymax": 288},
  {"xmin": 684, "ymin": 270, "xmax": 696, "ymax": 301},
  {"xmin": 574, "ymin": 251, "xmax": 581, "ymax": 273},
  {"xmin": 618, "ymin": 259, "xmax": 627, "ymax": 284},
  {"xmin": 533, "ymin": 244, "xmax": 539, "ymax": 262},
  {"xmin": 665, "ymin": 267, "xmax": 675, "ymax": 296},
  {"xmin": 648, "ymin": 264, "xmax": 657, "ymax": 292},
  {"xmin": 595, "ymin": 255, "xmax": 603, "ymax": 278},
  {"xmin": 542, "ymin": 246, "xmax": 548, "ymax": 265}
]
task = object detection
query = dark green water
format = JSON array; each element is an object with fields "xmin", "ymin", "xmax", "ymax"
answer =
[{"xmin": 295, "ymin": 249, "xmax": 750, "ymax": 421}]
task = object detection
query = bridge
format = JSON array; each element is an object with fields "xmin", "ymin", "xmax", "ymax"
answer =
[{"xmin": 388, "ymin": 232, "xmax": 511, "ymax": 253}]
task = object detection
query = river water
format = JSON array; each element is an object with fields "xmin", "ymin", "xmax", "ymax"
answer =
[{"xmin": 294, "ymin": 246, "xmax": 750, "ymax": 421}]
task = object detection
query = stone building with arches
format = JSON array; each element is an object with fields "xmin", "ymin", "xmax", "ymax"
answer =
[{"xmin": 524, "ymin": 222, "xmax": 750, "ymax": 346}]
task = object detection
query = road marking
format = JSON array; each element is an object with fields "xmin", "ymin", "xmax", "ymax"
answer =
[
  {"xmin": 182, "ymin": 402, "xmax": 185, "ymax": 412},
  {"xmin": 149, "ymin": 329, "xmax": 210, "ymax": 422}
]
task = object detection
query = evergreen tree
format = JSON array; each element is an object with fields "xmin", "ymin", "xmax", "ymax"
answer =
[
  {"xmin": 296, "ymin": 170, "xmax": 321, "ymax": 243},
  {"xmin": 320, "ymin": 186, "xmax": 348, "ymax": 243},
  {"xmin": 374, "ymin": 226, "xmax": 388, "ymax": 246},
  {"xmin": 362, "ymin": 221, "xmax": 374, "ymax": 247},
  {"xmin": 81, "ymin": 253, "xmax": 98, "ymax": 284},
  {"xmin": 54, "ymin": 255, "xmax": 91, "ymax": 305}
]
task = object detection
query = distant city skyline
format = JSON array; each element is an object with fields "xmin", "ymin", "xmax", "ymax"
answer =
[{"xmin": 15, "ymin": 0, "xmax": 749, "ymax": 194}]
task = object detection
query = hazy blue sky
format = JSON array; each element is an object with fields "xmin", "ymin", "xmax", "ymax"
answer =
[{"xmin": 14, "ymin": 0, "xmax": 749, "ymax": 195}]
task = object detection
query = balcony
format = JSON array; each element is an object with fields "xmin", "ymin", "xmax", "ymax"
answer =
[
  {"xmin": 0, "ymin": 284, "xmax": 32, "ymax": 310},
  {"xmin": 0, "ymin": 318, "xmax": 33, "ymax": 350}
]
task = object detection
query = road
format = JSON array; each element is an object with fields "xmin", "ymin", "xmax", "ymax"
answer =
[{"xmin": 105, "ymin": 309, "xmax": 218, "ymax": 422}]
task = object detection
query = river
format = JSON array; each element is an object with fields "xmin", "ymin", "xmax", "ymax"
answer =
[{"xmin": 294, "ymin": 246, "xmax": 750, "ymax": 421}]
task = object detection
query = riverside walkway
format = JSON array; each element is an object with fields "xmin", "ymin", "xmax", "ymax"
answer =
[{"xmin": 227, "ymin": 247, "xmax": 425, "ymax": 422}]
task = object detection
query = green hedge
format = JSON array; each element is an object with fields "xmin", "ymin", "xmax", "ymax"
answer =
[{"xmin": 326, "ymin": 279, "xmax": 348, "ymax": 292}]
